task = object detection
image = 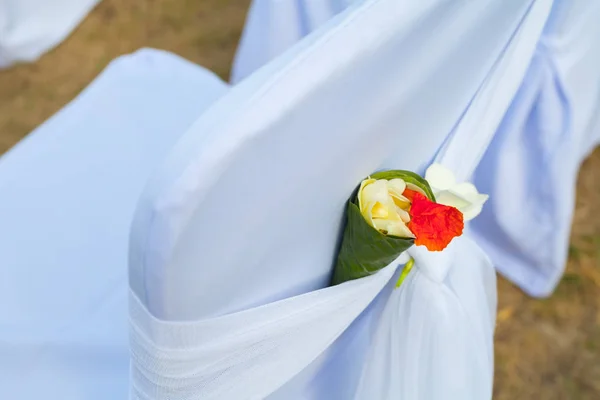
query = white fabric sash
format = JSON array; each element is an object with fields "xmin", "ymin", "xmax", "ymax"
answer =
[
  {"xmin": 129, "ymin": 258, "xmax": 402, "ymax": 399},
  {"xmin": 129, "ymin": 237, "xmax": 497, "ymax": 400}
]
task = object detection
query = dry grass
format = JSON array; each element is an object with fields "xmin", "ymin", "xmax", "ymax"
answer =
[
  {"xmin": 0, "ymin": 1, "xmax": 599, "ymax": 398},
  {"xmin": 0, "ymin": 0, "xmax": 250, "ymax": 153}
]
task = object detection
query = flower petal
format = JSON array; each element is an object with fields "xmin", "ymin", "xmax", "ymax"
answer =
[
  {"xmin": 449, "ymin": 182, "xmax": 479, "ymax": 198},
  {"xmin": 425, "ymin": 163, "xmax": 456, "ymax": 191},
  {"xmin": 407, "ymin": 192, "xmax": 464, "ymax": 251},
  {"xmin": 434, "ymin": 190, "xmax": 471, "ymax": 211},
  {"xmin": 373, "ymin": 218, "xmax": 415, "ymax": 238},
  {"xmin": 460, "ymin": 203, "xmax": 485, "ymax": 221},
  {"xmin": 405, "ymin": 183, "xmax": 427, "ymax": 197},
  {"xmin": 402, "ymin": 188, "xmax": 421, "ymax": 202},
  {"xmin": 442, "ymin": 183, "xmax": 489, "ymax": 221},
  {"xmin": 358, "ymin": 178, "xmax": 377, "ymax": 213},
  {"xmin": 371, "ymin": 202, "xmax": 389, "ymax": 219},
  {"xmin": 395, "ymin": 206, "xmax": 411, "ymax": 223},
  {"xmin": 386, "ymin": 179, "xmax": 407, "ymax": 198}
]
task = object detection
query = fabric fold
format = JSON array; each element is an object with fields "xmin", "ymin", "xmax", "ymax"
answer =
[{"xmin": 129, "ymin": 262, "xmax": 400, "ymax": 399}]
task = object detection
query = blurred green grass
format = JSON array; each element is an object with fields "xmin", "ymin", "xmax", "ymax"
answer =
[{"xmin": 0, "ymin": 1, "xmax": 598, "ymax": 398}]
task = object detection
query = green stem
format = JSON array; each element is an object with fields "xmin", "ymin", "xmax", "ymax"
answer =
[{"xmin": 395, "ymin": 257, "xmax": 414, "ymax": 288}]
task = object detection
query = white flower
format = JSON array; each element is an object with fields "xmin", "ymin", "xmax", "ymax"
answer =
[
  {"xmin": 424, "ymin": 163, "xmax": 488, "ymax": 221},
  {"xmin": 358, "ymin": 178, "xmax": 415, "ymax": 238}
]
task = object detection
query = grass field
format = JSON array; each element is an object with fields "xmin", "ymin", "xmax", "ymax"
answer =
[{"xmin": 1, "ymin": 1, "xmax": 598, "ymax": 398}]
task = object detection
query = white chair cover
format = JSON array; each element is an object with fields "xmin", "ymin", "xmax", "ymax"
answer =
[
  {"xmin": 232, "ymin": 0, "xmax": 600, "ymax": 298},
  {"xmin": 230, "ymin": 0, "xmax": 353, "ymax": 83},
  {"xmin": 0, "ymin": 0, "xmax": 99, "ymax": 67},
  {"xmin": 0, "ymin": 49, "xmax": 228, "ymax": 399},
  {"xmin": 471, "ymin": 0, "xmax": 600, "ymax": 296},
  {"xmin": 2, "ymin": 0, "xmax": 573, "ymax": 398},
  {"xmin": 129, "ymin": 0, "xmax": 551, "ymax": 399}
]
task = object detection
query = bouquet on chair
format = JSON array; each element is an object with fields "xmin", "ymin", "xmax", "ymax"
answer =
[{"xmin": 331, "ymin": 164, "xmax": 488, "ymax": 286}]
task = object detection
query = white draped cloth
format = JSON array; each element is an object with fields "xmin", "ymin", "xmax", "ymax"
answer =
[
  {"xmin": 231, "ymin": 0, "xmax": 600, "ymax": 298},
  {"xmin": 128, "ymin": 1, "xmax": 549, "ymax": 399},
  {"xmin": 472, "ymin": 0, "xmax": 600, "ymax": 296},
  {"xmin": 0, "ymin": 0, "xmax": 98, "ymax": 67},
  {"xmin": 1, "ymin": 0, "xmax": 599, "ymax": 399}
]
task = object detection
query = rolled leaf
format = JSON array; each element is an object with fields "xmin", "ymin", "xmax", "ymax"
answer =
[
  {"xmin": 331, "ymin": 170, "xmax": 435, "ymax": 285},
  {"xmin": 370, "ymin": 170, "xmax": 436, "ymax": 201}
]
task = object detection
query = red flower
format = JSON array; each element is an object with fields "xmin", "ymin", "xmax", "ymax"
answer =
[
  {"xmin": 402, "ymin": 188, "xmax": 419, "ymax": 202},
  {"xmin": 404, "ymin": 190, "xmax": 464, "ymax": 251}
]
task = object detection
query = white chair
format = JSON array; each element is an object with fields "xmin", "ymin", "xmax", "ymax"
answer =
[
  {"xmin": 0, "ymin": 48, "xmax": 227, "ymax": 399},
  {"xmin": 0, "ymin": 0, "xmax": 99, "ymax": 67},
  {"xmin": 230, "ymin": 0, "xmax": 354, "ymax": 83},
  {"xmin": 129, "ymin": 1, "xmax": 550, "ymax": 399},
  {"xmin": 0, "ymin": 0, "xmax": 552, "ymax": 399},
  {"xmin": 233, "ymin": 0, "xmax": 600, "ymax": 299}
]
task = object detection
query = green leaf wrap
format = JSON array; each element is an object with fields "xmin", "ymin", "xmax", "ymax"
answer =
[{"xmin": 331, "ymin": 170, "xmax": 435, "ymax": 285}]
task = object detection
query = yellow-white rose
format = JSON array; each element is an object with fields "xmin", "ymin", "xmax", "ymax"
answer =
[{"xmin": 357, "ymin": 178, "xmax": 415, "ymax": 238}]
